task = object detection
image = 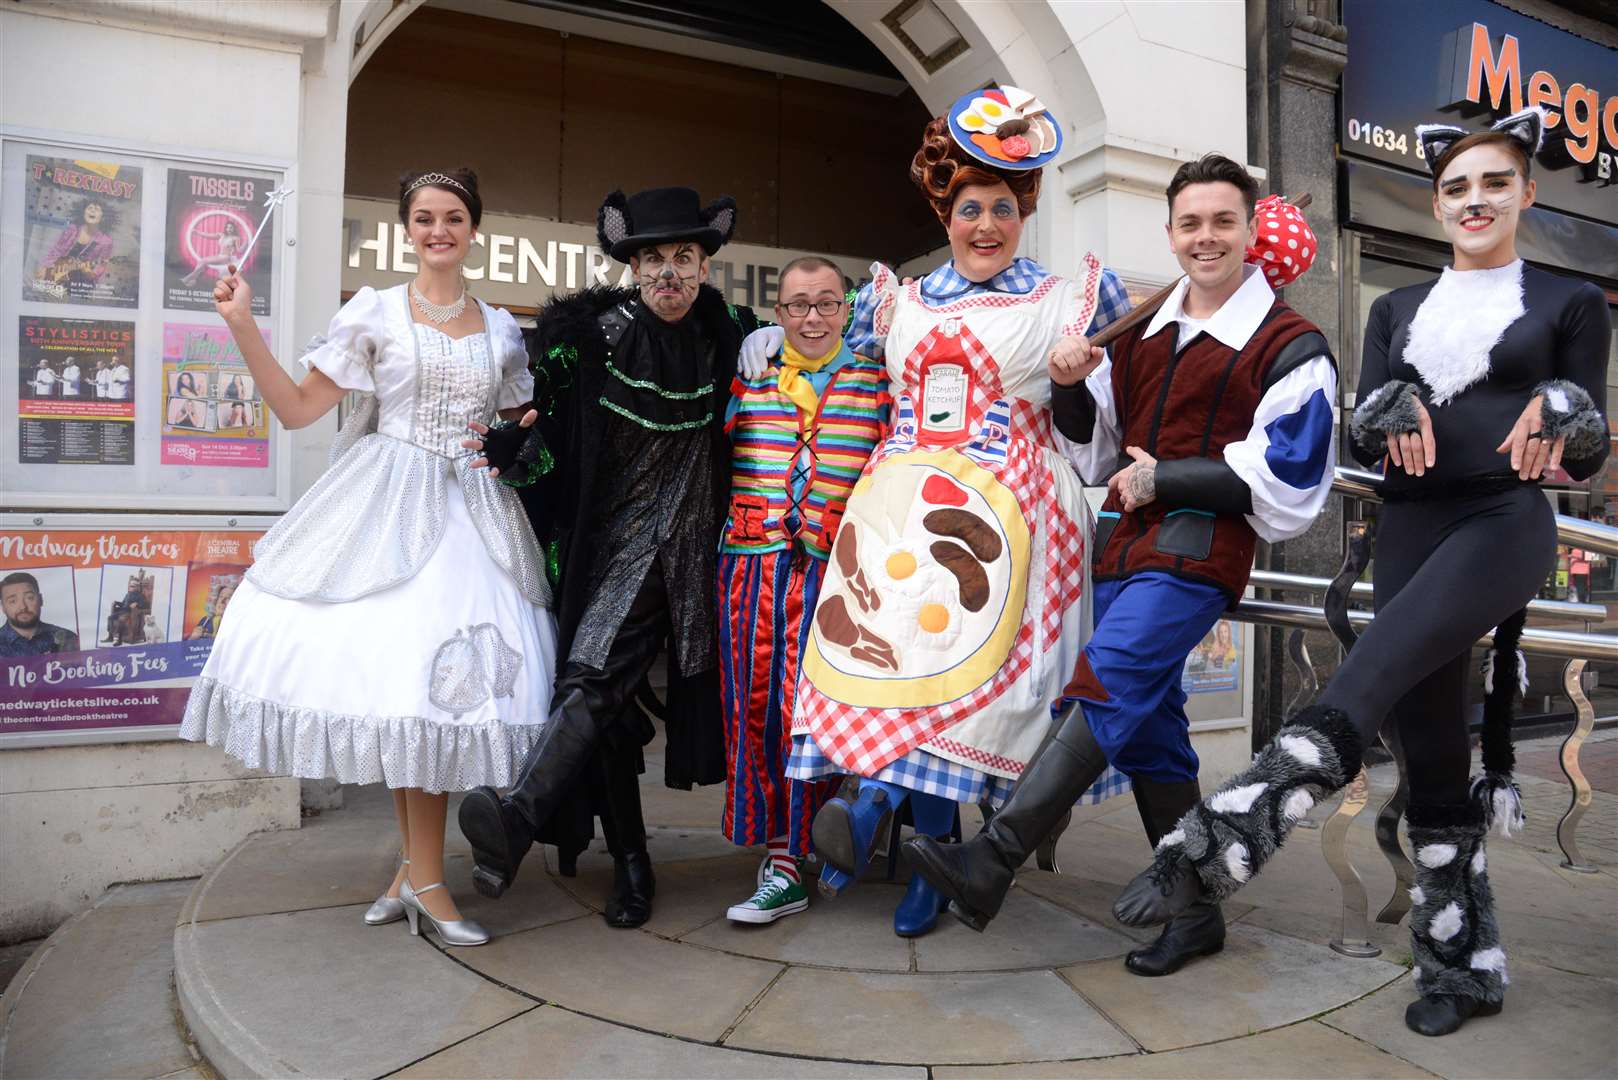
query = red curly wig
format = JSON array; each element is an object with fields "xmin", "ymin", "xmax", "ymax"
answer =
[{"xmin": 910, "ymin": 117, "xmax": 1042, "ymax": 225}]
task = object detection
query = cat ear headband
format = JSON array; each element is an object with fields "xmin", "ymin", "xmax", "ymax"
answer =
[{"xmin": 1414, "ymin": 106, "xmax": 1546, "ymax": 175}]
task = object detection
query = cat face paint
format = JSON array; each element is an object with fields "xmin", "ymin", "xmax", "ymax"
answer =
[
  {"xmin": 1431, "ymin": 142, "xmax": 1535, "ymax": 268},
  {"xmin": 631, "ymin": 241, "xmax": 708, "ymax": 323}
]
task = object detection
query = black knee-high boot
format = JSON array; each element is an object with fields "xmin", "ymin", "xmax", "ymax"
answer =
[
  {"xmin": 902, "ymin": 706, "xmax": 1109, "ymax": 932},
  {"xmin": 1124, "ymin": 779, "xmax": 1225, "ymax": 976},
  {"xmin": 1114, "ymin": 704, "xmax": 1361, "ymax": 926},
  {"xmin": 1403, "ymin": 797, "xmax": 1506, "ymax": 1036},
  {"xmin": 459, "ymin": 687, "xmax": 599, "ymax": 899}
]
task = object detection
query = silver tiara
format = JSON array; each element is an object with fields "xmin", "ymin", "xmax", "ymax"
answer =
[{"xmin": 406, "ymin": 172, "xmax": 470, "ymax": 197}]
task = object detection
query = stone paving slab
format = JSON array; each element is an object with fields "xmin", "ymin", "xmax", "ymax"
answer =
[
  {"xmin": 913, "ymin": 888, "xmax": 1135, "ymax": 972},
  {"xmin": 930, "ymin": 1020, "xmax": 1437, "ymax": 1078},
  {"xmin": 1322, "ymin": 961, "xmax": 1618, "ymax": 1080},
  {"xmin": 724, "ymin": 967, "xmax": 1137, "ymax": 1064},
  {"xmin": 455, "ymin": 914, "xmax": 785, "ymax": 1042},
  {"xmin": 1, "ymin": 881, "xmax": 197, "ymax": 1080},
  {"xmin": 682, "ymin": 879, "xmax": 914, "ymax": 972},
  {"xmin": 395, "ymin": 1004, "xmax": 927, "ymax": 1078},
  {"xmin": 181, "ymin": 817, "xmax": 404, "ymax": 925},
  {"xmin": 176, "ymin": 903, "xmax": 532, "ymax": 1078},
  {"xmin": 1061, "ymin": 922, "xmax": 1405, "ymax": 1052},
  {"xmin": 559, "ymin": 850, "xmax": 764, "ymax": 939}
]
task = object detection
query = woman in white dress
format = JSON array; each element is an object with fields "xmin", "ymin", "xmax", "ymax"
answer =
[{"xmin": 181, "ymin": 169, "xmax": 557, "ymax": 946}]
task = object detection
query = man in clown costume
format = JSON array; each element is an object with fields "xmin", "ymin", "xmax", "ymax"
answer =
[{"xmin": 718, "ymin": 256, "xmax": 889, "ymax": 924}]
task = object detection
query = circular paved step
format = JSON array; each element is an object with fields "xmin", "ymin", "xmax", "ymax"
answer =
[{"xmin": 174, "ymin": 797, "xmax": 1411, "ymax": 1077}]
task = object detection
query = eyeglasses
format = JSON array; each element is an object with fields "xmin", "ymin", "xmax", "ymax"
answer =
[{"xmin": 781, "ymin": 299, "xmax": 844, "ymax": 318}]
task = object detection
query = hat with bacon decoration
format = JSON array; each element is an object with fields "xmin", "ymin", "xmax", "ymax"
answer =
[{"xmin": 947, "ymin": 86, "xmax": 1063, "ymax": 171}]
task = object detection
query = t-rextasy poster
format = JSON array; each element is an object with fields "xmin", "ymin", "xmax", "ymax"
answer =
[
  {"xmin": 161, "ymin": 324, "xmax": 269, "ymax": 468},
  {"xmin": 20, "ymin": 156, "xmax": 143, "ymax": 308},
  {"xmin": 165, "ymin": 168, "xmax": 271, "ymax": 315},
  {"xmin": 17, "ymin": 317, "xmax": 135, "ymax": 466},
  {"xmin": 0, "ymin": 525, "xmax": 262, "ymax": 743}
]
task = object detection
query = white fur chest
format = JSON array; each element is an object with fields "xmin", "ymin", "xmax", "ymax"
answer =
[{"xmin": 1400, "ymin": 261, "xmax": 1524, "ymax": 406}]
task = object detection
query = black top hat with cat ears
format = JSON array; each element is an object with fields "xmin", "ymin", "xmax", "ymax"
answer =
[
  {"xmin": 595, "ymin": 187, "xmax": 737, "ymax": 264},
  {"xmin": 1415, "ymin": 106, "xmax": 1547, "ymax": 176}
]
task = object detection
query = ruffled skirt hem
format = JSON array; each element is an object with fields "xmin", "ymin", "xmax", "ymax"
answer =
[{"xmin": 180, "ymin": 676, "xmax": 543, "ymax": 794}]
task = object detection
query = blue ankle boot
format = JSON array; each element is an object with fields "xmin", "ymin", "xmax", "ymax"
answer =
[
  {"xmin": 811, "ymin": 784, "xmax": 893, "ymax": 879},
  {"xmin": 817, "ymin": 862, "xmax": 855, "ymax": 899},
  {"xmin": 894, "ymin": 871, "xmax": 948, "ymax": 937}
]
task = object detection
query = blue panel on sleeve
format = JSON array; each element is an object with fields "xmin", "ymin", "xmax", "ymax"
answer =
[{"xmin": 1264, "ymin": 388, "xmax": 1333, "ymax": 490}]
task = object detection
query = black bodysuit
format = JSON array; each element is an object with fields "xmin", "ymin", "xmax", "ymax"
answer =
[{"xmin": 1320, "ymin": 263, "xmax": 1610, "ymax": 803}]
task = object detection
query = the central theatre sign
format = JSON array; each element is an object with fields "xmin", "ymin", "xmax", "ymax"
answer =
[
  {"xmin": 342, "ymin": 197, "xmax": 874, "ymax": 313},
  {"xmin": 1341, "ymin": 0, "xmax": 1617, "ymax": 225}
]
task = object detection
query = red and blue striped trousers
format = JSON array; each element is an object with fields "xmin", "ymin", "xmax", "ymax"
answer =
[{"xmin": 717, "ymin": 548, "xmax": 841, "ymax": 854}]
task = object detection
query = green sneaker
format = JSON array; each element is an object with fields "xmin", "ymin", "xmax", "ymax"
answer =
[{"xmin": 726, "ymin": 872, "xmax": 809, "ymax": 924}]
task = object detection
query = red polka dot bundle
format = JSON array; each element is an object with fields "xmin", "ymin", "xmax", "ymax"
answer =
[{"xmin": 1244, "ymin": 194, "xmax": 1316, "ymax": 288}]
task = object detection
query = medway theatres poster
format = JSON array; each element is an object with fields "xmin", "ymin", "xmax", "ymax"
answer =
[{"xmin": 0, "ymin": 524, "xmax": 262, "ymax": 741}]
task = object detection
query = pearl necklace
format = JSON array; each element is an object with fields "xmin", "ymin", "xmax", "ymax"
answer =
[{"xmin": 410, "ymin": 283, "xmax": 467, "ymax": 325}]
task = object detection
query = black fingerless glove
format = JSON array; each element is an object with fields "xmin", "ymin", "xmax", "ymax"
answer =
[
  {"xmin": 481, "ymin": 416, "xmax": 556, "ymax": 489},
  {"xmin": 1349, "ymin": 379, "xmax": 1422, "ymax": 460},
  {"xmin": 480, "ymin": 418, "xmax": 529, "ymax": 474}
]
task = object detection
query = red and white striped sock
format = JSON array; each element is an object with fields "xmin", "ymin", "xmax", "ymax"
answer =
[{"xmin": 767, "ymin": 838, "xmax": 799, "ymax": 884}]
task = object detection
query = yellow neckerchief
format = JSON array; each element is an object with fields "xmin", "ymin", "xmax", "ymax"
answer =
[{"xmin": 777, "ymin": 336, "xmax": 842, "ymax": 431}]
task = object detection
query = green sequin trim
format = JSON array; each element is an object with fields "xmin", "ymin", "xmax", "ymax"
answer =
[
  {"xmin": 598, "ymin": 396, "xmax": 714, "ymax": 431},
  {"xmin": 605, "ymin": 360, "xmax": 712, "ymax": 400},
  {"xmin": 544, "ymin": 539, "xmax": 561, "ymax": 588}
]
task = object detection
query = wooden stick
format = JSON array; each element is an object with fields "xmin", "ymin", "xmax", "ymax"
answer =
[{"xmin": 1089, "ymin": 192, "xmax": 1313, "ymax": 350}]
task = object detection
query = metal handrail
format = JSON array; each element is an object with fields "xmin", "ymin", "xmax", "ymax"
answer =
[
  {"xmin": 1229, "ymin": 597, "xmax": 1618, "ymax": 662},
  {"xmin": 1333, "ymin": 466, "xmax": 1618, "ymax": 558},
  {"xmin": 1247, "ymin": 569, "xmax": 1605, "ymax": 624}
]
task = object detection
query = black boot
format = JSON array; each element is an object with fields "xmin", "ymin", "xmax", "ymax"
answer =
[
  {"xmin": 1403, "ymin": 797, "xmax": 1506, "ymax": 1036},
  {"xmin": 903, "ymin": 706, "xmax": 1109, "ymax": 932},
  {"xmin": 1114, "ymin": 704, "xmax": 1360, "ymax": 927},
  {"xmin": 604, "ymin": 850, "xmax": 656, "ymax": 928},
  {"xmin": 1124, "ymin": 778, "xmax": 1225, "ymax": 976},
  {"xmin": 459, "ymin": 688, "xmax": 599, "ymax": 899}
]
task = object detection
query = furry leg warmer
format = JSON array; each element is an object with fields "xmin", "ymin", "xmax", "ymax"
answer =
[
  {"xmin": 1159, "ymin": 704, "xmax": 1362, "ymax": 900},
  {"xmin": 1407, "ymin": 797, "xmax": 1506, "ymax": 1005}
]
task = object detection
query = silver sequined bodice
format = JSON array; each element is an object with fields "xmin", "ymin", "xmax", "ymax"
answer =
[
  {"xmin": 247, "ymin": 306, "xmax": 549, "ymax": 609},
  {"xmin": 392, "ymin": 326, "xmax": 497, "ymax": 457}
]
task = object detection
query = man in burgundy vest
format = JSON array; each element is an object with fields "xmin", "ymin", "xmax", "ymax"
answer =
[{"xmin": 905, "ymin": 154, "xmax": 1337, "ymax": 976}]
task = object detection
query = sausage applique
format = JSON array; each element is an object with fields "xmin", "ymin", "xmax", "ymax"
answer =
[
  {"xmin": 930, "ymin": 539, "xmax": 991, "ymax": 612},
  {"xmin": 923, "ymin": 508, "xmax": 1002, "ymax": 563},
  {"xmin": 836, "ymin": 520, "xmax": 883, "ymax": 614}
]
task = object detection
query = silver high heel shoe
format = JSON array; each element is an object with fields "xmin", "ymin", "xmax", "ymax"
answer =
[
  {"xmin": 399, "ymin": 879, "xmax": 490, "ymax": 947},
  {"xmin": 364, "ymin": 858, "xmax": 410, "ymax": 926}
]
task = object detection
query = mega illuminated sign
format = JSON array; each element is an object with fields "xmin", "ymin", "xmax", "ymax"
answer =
[{"xmin": 1341, "ymin": 0, "xmax": 1617, "ymax": 224}]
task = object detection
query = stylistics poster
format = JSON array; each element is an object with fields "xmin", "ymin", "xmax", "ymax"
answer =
[
  {"xmin": 165, "ymin": 168, "xmax": 272, "ymax": 316},
  {"xmin": 17, "ymin": 317, "xmax": 135, "ymax": 466}
]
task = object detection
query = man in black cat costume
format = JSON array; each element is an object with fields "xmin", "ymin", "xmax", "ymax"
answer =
[{"xmin": 460, "ymin": 187, "xmax": 762, "ymax": 928}]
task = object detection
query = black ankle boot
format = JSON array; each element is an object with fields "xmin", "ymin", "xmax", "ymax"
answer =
[
  {"xmin": 1114, "ymin": 705, "xmax": 1360, "ymax": 927},
  {"xmin": 1403, "ymin": 797, "xmax": 1506, "ymax": 1036},
  {"xmin": 459, "ymin": 688, "xmax": 599, "ymax": 899},
  {"xmin": 903, "ymin": 707, "xmax": 1108, "ymax": 932},
  {"xmin": 1124, "ymin": 778, "xmax": 1225, "ymax": 976},
  {"xmin": 604, "ymin": 849, "xmax": 655, "ymax": 928},
  {"xmin": 1125, "ymin": 902, "xmax": 1225, "ymax": 975}
]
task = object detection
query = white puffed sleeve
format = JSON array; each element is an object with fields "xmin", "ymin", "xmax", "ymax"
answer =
[
  {"xmin": 488, "ymin": 305, "xmax": 535, "ymax": 409},
  {"xmin": 1222, "ymin": 356, "xmax": 1339, "ymax": 542},
  {"xmin": 300, "ymin": 286, "xmax": 383, "ymax": 393}
]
